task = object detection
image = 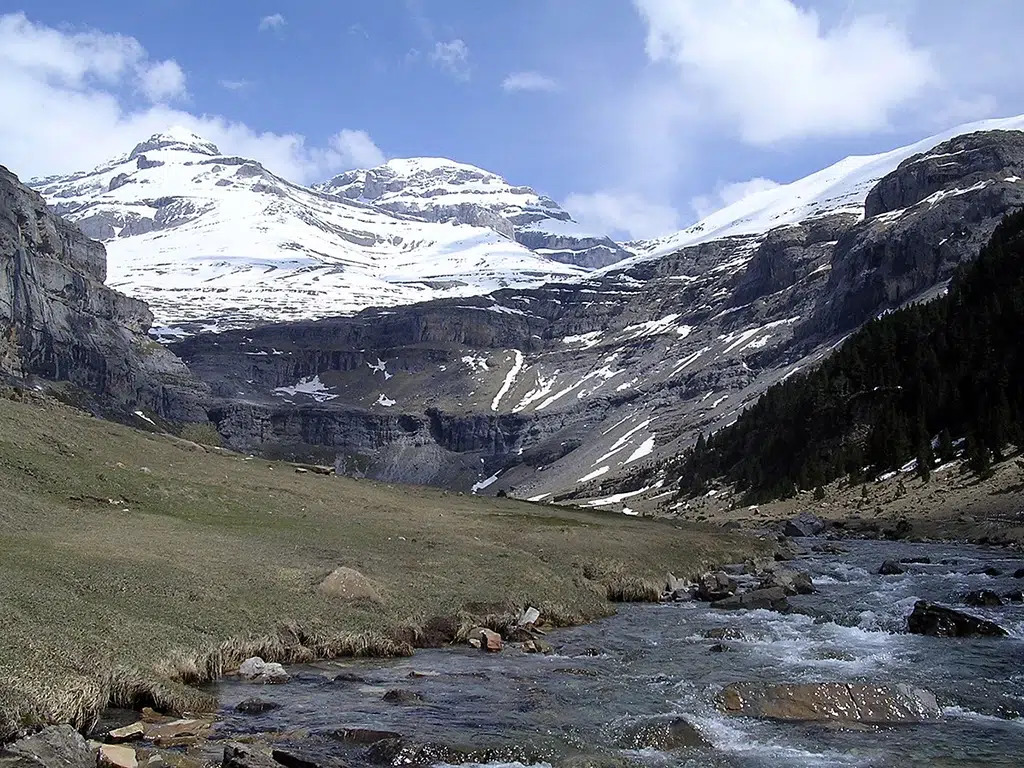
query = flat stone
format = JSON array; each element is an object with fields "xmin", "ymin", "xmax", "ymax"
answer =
[
  {"xmin": 99, "ymin": 745, "xmax": 137, "ymax": 768},
  {"xmin": 107, "ymin": 723, "xmax": 145, "ymax": 743},
  {"xmin": 720, "ymin": 682, "xmax": 940, "ymax": 724},
  {"xmin": 144, "ymin": 719, "xmax": 209, "ymax": 744}
]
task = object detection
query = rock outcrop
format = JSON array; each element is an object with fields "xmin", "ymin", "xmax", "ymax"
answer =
[{"xmin": 0, "ymin": 165, "xmax": 207, "ymax": 422}]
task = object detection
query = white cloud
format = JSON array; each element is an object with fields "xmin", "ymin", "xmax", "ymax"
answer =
[
  {"xmin": 691, "ymin": 177, "xmax": 781, "ymax": 220},
  {"xmin": 633, "ymin": 0, "xmax": 935, "ymax": 144},
  {"xmin": 258, "ymin": 13, "xmax": 286, "ymax": 32},
  {"xmin": 327, "ymin": 129, "xmax": 385, "ymax": 170},
  {"xmin": 0, "ymin": 13, "xmax": 382, "ymax": 185},
  {"xmin": 218, "ymin": 78, "xmax": 252, "ymax": 91},
  {"xmin": 564, "ymin": 191, "xmax": 681, "ymax": 240},
  {"xmin": 138, "ymin": 59, "xmax": 186, "ymax": 103},
  {"xmin": 502, "ymin": 71, "xmax": 559, "ymax": 93},
  {"xmin": 431, "ymin": 39, "xmax": 470, "ymax": 81}
]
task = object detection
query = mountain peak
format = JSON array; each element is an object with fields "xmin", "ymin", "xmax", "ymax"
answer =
[{"xmin": 129, "ymin": 127, "xmax": 221, "ymax": 160}]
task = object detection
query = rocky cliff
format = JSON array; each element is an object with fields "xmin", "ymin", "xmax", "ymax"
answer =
[
  {"xmin": 0, "ymin": 164, "xmax": 207, "ymax": 422},
  {"xmin": 172, "ymin": 130, "xmax": 1024, "ymax": 501}
]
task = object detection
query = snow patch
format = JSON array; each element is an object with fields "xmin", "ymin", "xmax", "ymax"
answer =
[
  {"xmin": 491, "ymin": 349, "xmax": 525, "ymax": 411},
  {"xmin": 273, "ymin": 375, "xmax": 337, "ymax": 402}
]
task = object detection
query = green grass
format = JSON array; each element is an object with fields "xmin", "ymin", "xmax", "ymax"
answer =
[{"xmin": 0, "ymin": 394, "xmax": 772, "ymax": 739}]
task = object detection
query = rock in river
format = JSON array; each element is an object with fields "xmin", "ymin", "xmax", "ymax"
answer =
[
  {"xmin": 907, "ymin": 600, "xmax": 1008, "ymax": 637},
  {"xmin": 963, "ymin": 590, "xmax": 1003, "ymax": 608},
  {"xmin": 878, "ymin": 560, "xmax": 906, "ymax": 575},
  {"xmin": 694, "ymin": 571, "xmax": 737, "ymax": 602},
  {"xmin": 782, "ymin": 513, "xmax": 825, "ymax": 538},
  {"xmin": 711, "ymin": 587, "xmax": 789, "ymax": 612},
  {"xmin": 759, "ymin": 568, "xmax": 814, "ymax": 595},
  {"xmin": 719, "ymin": 682, "xmax": 941, "ymax": 724},
  {"xmin": 617, "ymin": 717, "xmax": 709, "ymax": 750}
]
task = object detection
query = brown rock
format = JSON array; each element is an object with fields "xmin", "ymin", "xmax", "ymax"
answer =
[
  {"xmin": 144, "ymin": 719, "xmax": 210, "ymax": 746},
  {"xmin": 720, "ymin": 682, "xmax": 940, "ymax": 724},
  {"xmin": 317, "ymin": 567, "xmax": 381, "ymax": 602},
  {"xmin": 617, "ymin": 717, "xmax": 709, "ymax": 750},
  {"xmin": 467, "ymin": 627, "xmax": 503, "ymax": 652}
]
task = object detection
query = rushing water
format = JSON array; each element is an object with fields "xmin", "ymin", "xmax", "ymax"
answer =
[{"xmin": 212, "ymin": 540, "xmax": 1024, "ymax": 767}]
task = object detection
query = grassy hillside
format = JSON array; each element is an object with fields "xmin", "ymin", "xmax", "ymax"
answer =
[{"xmin": 0, "ymin": 391, "xmax": 770, "ymax": 739}]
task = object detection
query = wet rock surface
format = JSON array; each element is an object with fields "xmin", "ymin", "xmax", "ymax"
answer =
[
  {"xmin": 907, "ymin": 600, "xmax": 1009, "ymax": 637},
  {"xmin": 719, "ymin": 682, "xmax": 941, "ymax": 724}
]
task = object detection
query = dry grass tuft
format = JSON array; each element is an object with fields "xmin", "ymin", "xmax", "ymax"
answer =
[{"xmin": 604, "ymin": 576, "xmax": 662, "ymax": 603}]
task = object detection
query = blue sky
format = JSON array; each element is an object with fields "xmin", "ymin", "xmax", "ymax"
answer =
[{"xmin": 2, "ymin": 1, "xmax": 1024, "ymax": 239}]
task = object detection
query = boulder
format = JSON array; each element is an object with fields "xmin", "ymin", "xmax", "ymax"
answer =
[
  {"xmin": 719, "ymin": 682, "xmax": 940, "ymax": 724},
  {"xmin": 521, "ymin": 639, "xmax": 554, "ymax": 654},
  {"xmin": 98, "ymin": 745, "xmax": 137, "ymax": 768},
  {"xmin": 382, "ymin": 689, "xmax": 425, "ymax": 705},
  {"xmin": 878, "ymin": 560, "xmax": 906, "ymax": 575},
  {"xmin": 616, "ymin": 717, "xmax": 709, "ymax": 750},
  {"xmin": 0, "ymin": 726, "xmax": 95, "ymax": 768},
  {"xmin": 964, "ymin": 590, "xmax": 1003, "ymax": 607},
  {"xmin": 758, "ymin": 569, "xmax": 814, "ymax": 595},
  {"xmin": 1004, "ymin": 589, "xmax": 1024, "ymax": 603},
  {"xmin": 317, "ymin": 567, "xmax": 381, "ymax": 602},
  {"xmin": 907, "ymin": 600, "xmax": 1008, "ymax": 637},
  {"xmin": 694, "ymin": 572, "xmax": 737, "ymax": 602},
  {"xmin": 466, "ymin": 627, "xmax": 503, "ymax": 652},
  {"xmin": 237, "ymin": 657, "xmax": 290, "ymax": 684},
  {"xmin": 363, "ymin": 738, "xmax": 465, "ymax": 767},
  {"xmin": 1014, "ymin": 567, "xmax": 1024, "ymax": 579},
  {"xmin": 782, "ymin": 513, "xmax": 825, "ymax": 538},
  {"xmin": 235, "ymin": 699, "xmax": 282, "ymax": 715},
  {"xmin": 711, "ymin": 587, "xmax": 789, "ymax": 612}
]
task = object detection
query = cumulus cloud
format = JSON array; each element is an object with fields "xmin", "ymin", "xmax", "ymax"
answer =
[
  {"xmin": 564, "ymin": 191, "xmax": 681, "ymax": 241},
  {"xmin": 431, "ymin": 39, "xmax": 470, "ymax": 81},
  {"xmin": 0, "ymin": 13, "xmax": 383, "ymax": 185},
  {"xmin": 138, "ymin": 59, "xmax": 186, "ymax": 103},
  {"xmin": 691, "ymin": 177, "xmax": 781, "ymax": 220},
  {"xmin": 258, "ymin": 13, "xmax": 285, "ymax": 32},
  {"xmin": 633, "ymin": 0, "xmax": 935, "ymax": 144},
  {"xmin": 502, "ymin": 71, "xmax": 559, "ymax": 93}
]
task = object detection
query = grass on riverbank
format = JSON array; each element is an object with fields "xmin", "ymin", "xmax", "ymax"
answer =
[{"xmin": 0, "ymin": 393, "xmax": 772, "ymax": 740}]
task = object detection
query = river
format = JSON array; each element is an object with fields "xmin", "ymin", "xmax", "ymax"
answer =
[{"xmin": 212, "ymin": 539, "xmax": 1024, "ymax": 767}]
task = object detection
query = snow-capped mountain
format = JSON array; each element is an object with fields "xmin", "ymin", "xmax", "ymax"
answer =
[
  {"xmin": 29, "ymin": 128, "xmax": 586, "ymax": 333},
  {"xmin": 317, "ymin": 158, "xmax": 630, "ymax": 269},
  {"xmin": 624, "ymin": 114, "xmax": 1024, "ymax": 264}
]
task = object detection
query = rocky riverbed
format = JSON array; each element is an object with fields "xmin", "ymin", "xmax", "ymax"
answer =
[{"xmin": 39, "ymin": 538, "xmax": 1021, "ymax": 768}]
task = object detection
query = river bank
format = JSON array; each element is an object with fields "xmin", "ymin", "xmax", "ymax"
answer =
[{"xmin": 0, "ymin": 393, "xmax": 773, "ymax": 742}]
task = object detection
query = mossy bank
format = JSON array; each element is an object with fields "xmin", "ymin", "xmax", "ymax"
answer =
[{"xmin": 0, "ymin": 393, "xmax": 772, "ymax": 740}]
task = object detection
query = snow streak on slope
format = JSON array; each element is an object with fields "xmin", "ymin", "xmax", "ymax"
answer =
[
  {"xmin": 30, "ymin": 129, "xmax": 584, "ymax": 329},
  {"xmin": 623, "ymin": 115, "xmax": 1024, "ymax": 264}
]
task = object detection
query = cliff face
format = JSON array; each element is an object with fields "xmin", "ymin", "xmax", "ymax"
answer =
[
  {"xmin": 0, "ymin": 165, "xmax": 207, "ymax": 421},
  {"xmin": 171, "ymin": 130, "xmax": 1024, "ymax": 499}
]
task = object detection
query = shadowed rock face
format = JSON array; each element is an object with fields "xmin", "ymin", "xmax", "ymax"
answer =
[
  {"xmin": 172, "ymin": 130, "xmax": 1024, "ymax": 498},
  {"xmin": 0, "ymin": 165, "xmax": 207, "ymax": 422}
]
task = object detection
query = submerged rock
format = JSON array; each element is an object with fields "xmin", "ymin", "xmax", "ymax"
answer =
[
  {"xmin": 382, "ymin": 689, "xmax": 425, "ymax": 706},
  {"xmin": 363, "ymin": 738, "xmax": 464, "ymax": 766},
  {"xmin": 327, "ymin": 728, "xmax": 402, "ymax": 745},
  {"xmin": 782, "ymin": 513, "xmax": 825, "ymax": 538},
  {"xmin": 878, "ymin": 560, "xmax": 906, "ymax": 575},
  {"xmin": 1014, "ymin": 567, "xmax": 1024, "ymax": 579},
  {"xmin": 235, "ymin": 699, "xmax": 282, "ymax": 715},
  {"xmin": 719, "ymin": 682, "xmax": 940, "ymax": 724},
  {"xmin": 616, "ymin": 716, "xmax": 709, "ymax": 750},
  {"xmin": 1, "ymin": 726, "xmax": 95, "ymax": 768},
  {"xmin": 711, "ymin": 587, "xmax": 789, "ymax": 612},
  {"xmin": 963, "ymin": 590, "xmax": 1003, "ymax": 607},
  {"xmin": 222, "ymin": 744, "xmax": 278, "ymax": 768},
  {"xmin": 907, "ymin": 600, "xmax": 1008, "ymax": 637}
]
